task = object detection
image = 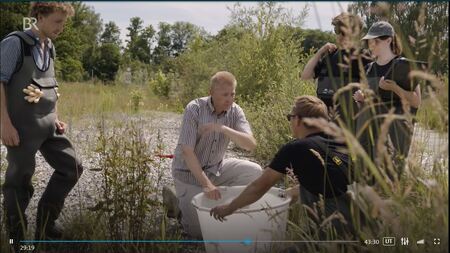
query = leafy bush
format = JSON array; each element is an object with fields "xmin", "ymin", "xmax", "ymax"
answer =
[
  {"xmin": 150, "ymin": 70, "xmax": 171, "ymax": 98},
  {"xmin": 129, "ymin": 89, "xmax": 145, "ymax": 113}
]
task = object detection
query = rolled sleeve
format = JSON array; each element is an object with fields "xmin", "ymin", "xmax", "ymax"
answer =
[
  {"xmin": 178, "ymin": 102, "xmax": 199, "ymax": 148},
  {"xmin": 233, "ymin": 105, "xmax": 252, "ymax": 134},
  {"xmin": 0, "ymin": 36, "xmax": 21, "ymax": 83}
]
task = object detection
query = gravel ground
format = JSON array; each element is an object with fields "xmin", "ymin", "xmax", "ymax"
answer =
[
  {"xmin": 409, "ymin": 124, "xmax": 448, "ymax": 170},
  {"xmin": 0, "ymin": 112, "xmax": 447, "ymax": 250},
  {"xmin": 0, "ymin": 111, "xmax": 250, "ymax": 252}
]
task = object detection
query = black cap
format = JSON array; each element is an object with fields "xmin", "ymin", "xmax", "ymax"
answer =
[{"xmin": 361, "ymin": 21, "xmax": 395, "ymax": 40}]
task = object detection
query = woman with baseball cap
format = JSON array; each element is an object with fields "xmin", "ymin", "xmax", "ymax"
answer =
[{"xmin": 353, "ymin": 21, "xmax": 422, "ymax": 178}]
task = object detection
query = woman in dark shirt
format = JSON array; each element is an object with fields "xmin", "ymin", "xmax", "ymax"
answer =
[{"xmin": 353, "ymin": 21, "xmax": 421, "ymax": 177}]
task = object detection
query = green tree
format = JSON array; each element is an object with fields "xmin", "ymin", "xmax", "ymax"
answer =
[
  {"xmin": 71, "ymin": 2, "xmax": 103, "ymax": 81},
  {"xmin": 71, "ymin": 2, "xmax": 103, "ymax": 49},
  {"xmin": 170, "ymin": 21, "xmax": 206, "ymax": 57},
  {"xmin": 94, "ymin": 43, "xmax": 121, "ymax": 82},
  {"xmin": 215, "ymin": 24, "xmax": 246, "ymax": 43},
  {"xmin": 227, "ymin": 2, "xmax": 308, "ymax": 98},
  {"xmin": 295, "ymin": 28, "xmax": 336, "ymax": 54},
  {"xmin": 51, "ymin": 2, "xmax": 103, "ymax": 81},
  {"xmin": 174, "ymin": 2, "xmax": 309, "ymax": 104},
  {"xmin": 125, "ymin": 17, "xmax": 154, "ymax": 63},
  {"xmin": 348, "ymin": 2, "xmax": 448, "ymax": 73},
  {"xmin": 101, "ymin": 21, "xmax": 121, "ymax": 46},
  {"xmin": 0, "ymin": 2, "xmax": 30, "ymax": 39},
  {"xmin": 54, "ymin": 19, "xmax": 85, "ymax": 81},
  {"xmin": 57, "ymin": 57, "xmax": 84, "ymax": 82},
  {"xmin": 152, "ymin": 22, "xmax": 172, "ymax": 66}
]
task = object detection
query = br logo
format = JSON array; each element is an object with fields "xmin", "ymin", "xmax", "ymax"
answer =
[{"xmin": 23, "ymin": 17, "xmax": 38, "ymax": 30}]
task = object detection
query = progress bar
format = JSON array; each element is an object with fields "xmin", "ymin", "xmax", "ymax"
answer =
[{"xmin": 21, "ymin": 239, "xmax": 359, "ymax": 245}]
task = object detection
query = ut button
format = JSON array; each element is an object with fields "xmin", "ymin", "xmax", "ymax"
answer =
[{"xmin": 383, "ymin": 237, "xmax": 396, "ymax": 246}]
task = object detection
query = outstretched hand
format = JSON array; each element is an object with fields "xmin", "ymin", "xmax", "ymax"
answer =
[
  {"xmin": 210, "ymin": 204, "xmax": 233, "ymax": 222},
  {"xmin": 203, "ymin": 183, "xmax": 221, "ymax": 200}
]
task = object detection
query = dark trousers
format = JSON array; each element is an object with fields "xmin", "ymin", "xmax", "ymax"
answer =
[
  {"xmin": 2, "ymin": 130, "xmax": 83, "ymax": 241},
  {"xmin": 356, "ymin": 105, "xmax": 414, "ymax": 179}
]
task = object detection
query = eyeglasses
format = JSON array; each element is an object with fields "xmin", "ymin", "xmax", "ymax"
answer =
[{"xmin": 286, "ymin": 114, "xmax": 298, "ymax": 121}]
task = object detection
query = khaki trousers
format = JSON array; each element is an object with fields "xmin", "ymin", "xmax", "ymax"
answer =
[{"xmin": 174, "ymin": 158, "xmax": 262, "ymax": 238}]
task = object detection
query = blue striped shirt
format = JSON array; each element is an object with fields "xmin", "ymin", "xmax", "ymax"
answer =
[{"xmin": 0, "ymin": 29, "xmax": 52, "ymax": 83}]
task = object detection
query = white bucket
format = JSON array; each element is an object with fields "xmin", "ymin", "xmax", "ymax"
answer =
[{"xmin": 191, "ymin": 186, "xmax": 291, "ymax": 253}]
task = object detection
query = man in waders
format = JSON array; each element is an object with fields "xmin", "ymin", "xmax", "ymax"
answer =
[{"xmin": 0, "ymin": 2, "xmax": 83, "ymax": 248}]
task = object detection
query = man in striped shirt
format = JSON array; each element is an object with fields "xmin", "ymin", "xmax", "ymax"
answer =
[{"xmin": 171, "ymin": 71, "xmax": 262, "ymax": 238}]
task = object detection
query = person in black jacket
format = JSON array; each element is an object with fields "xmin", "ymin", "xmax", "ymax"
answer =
[{"xmin": 301, "ymin": 13, "xmax": 371, "ymax": 133}]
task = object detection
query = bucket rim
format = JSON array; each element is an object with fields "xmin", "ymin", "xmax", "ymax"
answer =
[{"xmin": 191, "ymin": 186, "xmax": 291, "ymax": 213}]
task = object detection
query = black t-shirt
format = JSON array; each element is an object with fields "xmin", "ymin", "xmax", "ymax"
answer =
[
  {"xmin": 366, "ymin": 57, "xmax": 419, "ymax": 114},
  {"xmin": 313, "ymin": 49, "xmax": 372, "ymax": 110},
  {"xmin": 314, "ymin": 49, "xmax": 371, "ymax": 81},
  {"xmin": 268, "ymin": 132, "xmax": 349, "ymax": 198}
]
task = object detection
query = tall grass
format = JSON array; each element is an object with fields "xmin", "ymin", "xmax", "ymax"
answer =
[
  {"xmin": 415, "ymin": 76, "xmax": 448, "ymax": 133},
  {"xmin": 240, "ymin": 4, "xmax": 448, "ymax": 253},
  {"xmin": 0, "ymin": 119, "xmax": 197, "ymax": 253},
  {"xmin": 1, "ymin": 3, "xmax": 447, "ymax": 253},
  {"xmin": 56, "ymin": 82, "xmax": 182, "ymax": 121}
]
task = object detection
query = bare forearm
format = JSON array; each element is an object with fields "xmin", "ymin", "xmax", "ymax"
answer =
[
  {"xmin": 221, "ymin": 126, "xmax": 256, "ymax": 151},
  {"xmin": 0, "ymin": 82, "xmax": 11, "ymax": 123},
  {"xmin": 392, "ymin": 85, "xmax": 421, "ymax": 108},
  {"xmin": 182, "ymin": 147, "xmax": 213, "ymax": 187},
  {"xmin": 228, "ymin": 180, "xmax": 270, "ymax": 212},
  {"xmin": 300, "ymin": 53, "xmax": 321, "ymax": 80}
]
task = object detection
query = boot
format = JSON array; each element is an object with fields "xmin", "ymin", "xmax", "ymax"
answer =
[
  {"xmin": 35, "ymin": 222, "xmax": 63, "ymax": 240},
  {"xmin": 6, "ymin": 215, "xmax": 28, "ymax": 253},
  {"xmin": 162, "ymin": 185, "xmax": 181, "ymax": 219}
]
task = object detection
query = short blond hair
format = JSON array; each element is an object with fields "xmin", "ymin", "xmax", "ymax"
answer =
[
  {"xmin": 332, "ymin": 12, "xmax": 364, "ymax": 36},
  {"xmin": 293, "ymin": 96, "xmax": 329, "ymax": 122},
  {"xmin": 210, "ymin": 71, "xmax": 237, "ymax": 90},
  {"xmin": 29, "ymin": 2, "xmax": 75, "ymax": 19}
]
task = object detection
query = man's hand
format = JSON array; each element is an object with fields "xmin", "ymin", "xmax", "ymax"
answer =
[
  {"xmin": 0, "ymin": 120, "xmax": 19, "ymax": 146},
  {"xmin": 198, "ymin": 123, "xmax": 223, "ymax": 136},
  {"xmin": 203, "ymin": 183, "xmax": 221, "ymax": 200},
  {"xmin": 286, "ymin": 185, "xmax": 299, "ymax": 205},
  {"xmin": 55, "ymin": 119, "xmax": 67, "ymax": 134},
  {"xmin": 318, "ymin": 43, "xmax": 337, "ymax": 56},
  {"xmin": 379, "ymin": 76, "xmax": 397, "ymax": 91},
  {"xmin": 210, "ymin": 204, "xmax": 234, "ymax": 222}
]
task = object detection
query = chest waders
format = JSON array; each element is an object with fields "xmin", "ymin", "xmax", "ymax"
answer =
[
  {"xmin": 356, "ymin": 60, "xmax": 414, "ymax": 181},
  {"xmin": 2, "ymin": 31, "xmax": 83, "ymax": 244},
  {"xmin": 316, "ymin": 50, "xmax": 360, "ymax": 134}
]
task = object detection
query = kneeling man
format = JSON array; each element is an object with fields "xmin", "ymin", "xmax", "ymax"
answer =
[{"xmin": 171, "ymin": 71, "xmax": 262, "ymax": 238}]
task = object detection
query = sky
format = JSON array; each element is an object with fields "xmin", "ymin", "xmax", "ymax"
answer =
[{"xmin": 86, "ymin": 1, "xmax": 350, "ymax": 44}]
